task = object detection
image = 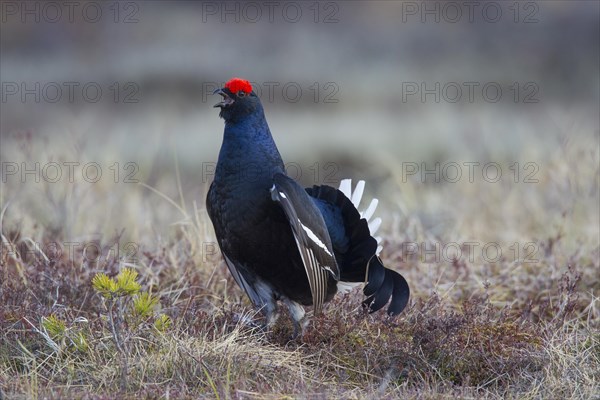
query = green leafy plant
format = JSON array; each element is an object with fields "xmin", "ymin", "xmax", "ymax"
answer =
[
  {"xmin": 92, "ymin": 268, "xmax": 141, "ymax": 299},
  {"xmin": 133, "ymin": 292, "xmax": 159, "ymax": 319},
  {"xmin": 41, "ymin": 315, "xmax": 89, "ymax": 353},
  {"xmin": 42, "ymin": 315, "xmax": 66, "ymax": 339},
  {"xmin": 92, "ymin": 267, "xmax": 170, "ymax": 390},
  {"xmin": 154, "ymin": 314, "xmax": 172, "ymax": 332}
]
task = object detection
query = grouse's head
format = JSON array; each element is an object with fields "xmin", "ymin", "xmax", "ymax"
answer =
[{"xmin": 213, "ymin": 78, "xmax": 261, "ymax": 122}]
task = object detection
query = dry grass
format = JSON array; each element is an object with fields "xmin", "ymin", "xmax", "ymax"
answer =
[{"xmin": 1, "ymin": 130, "xmax": 599, "ymax": 399}]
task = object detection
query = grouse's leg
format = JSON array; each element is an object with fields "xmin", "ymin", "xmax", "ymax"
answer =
[
  {"xmin": 258, "ymin": 295, "xmax": 280, "ymax": 332},
  {"xmin": 264, "ymin": 309, "xmax": 280, "ymax": 328},
  {"xmin": 283, "ymin": 298, "xmax": 309, "ymax": 339}
]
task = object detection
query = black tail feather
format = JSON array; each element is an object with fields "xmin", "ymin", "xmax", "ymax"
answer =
[
  {"xmin": 307, "ymin": 184, "xmax": 410, "ymax": 316},
  {"xmin": 363, "ymin": 256, "xmax": 410, "ymax": 316},
  {"xmin": 365, "ymin": 272, "xmax": 393, "ymax": 312},
  {"xmin": 387, "ymin": 268, "xmax": 410, "ymax": 316},
  {"xmin": 364, "ymin": 256, "xmax": 385, "ymax": 297},
  {"xmin": 306, "ymin": 184, "xmax": 377, "ymax": 282}
]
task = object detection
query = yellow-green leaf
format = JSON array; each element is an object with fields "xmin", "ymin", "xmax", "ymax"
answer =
[
  {"xmin": 92, "ymin": 273, "xmax": 118, "ymax": 298},
  {"xmin": 154, "ymin": 314, "xmax": 172, "ymax": 332},
  {"xmin": 42, "ymin": 315, "xmax": 66, "ymax": 339},
  {"xmin": 133, "ymin": 292, "xmax": 159, "ymax": 318},
  {"xmin": 115, "ymin": 267, "xmax": 141, "ymax": 296}
]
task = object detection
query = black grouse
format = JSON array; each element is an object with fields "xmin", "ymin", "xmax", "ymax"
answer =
[{"xmin": 206, "ymin": 78, "xmax": 409, "ymax": 336}]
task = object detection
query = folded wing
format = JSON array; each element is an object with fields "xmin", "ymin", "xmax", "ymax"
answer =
[{"xmin": 271, "ymin": 173, "xmax": 340, "ymax": 314}]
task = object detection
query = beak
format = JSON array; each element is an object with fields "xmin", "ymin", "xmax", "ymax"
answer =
[{"xmin": 213, "ymin": 88, "xmax": 234, "ymax": 108}]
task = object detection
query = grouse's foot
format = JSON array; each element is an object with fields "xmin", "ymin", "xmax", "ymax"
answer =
[
  {"xmin": 282, "ymin": 298, "xmax": 309, "ymax": 340},
  {"xmin": 291, "ymin": 316, "xmax": 311, "ymax": 340}
]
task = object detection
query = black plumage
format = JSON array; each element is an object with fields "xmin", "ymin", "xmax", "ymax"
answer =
[{"xmin": 206, "ymin": 78, "xmax": 409, "ymax": 336}]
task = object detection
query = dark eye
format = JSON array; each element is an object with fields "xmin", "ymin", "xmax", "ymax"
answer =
[{"xmin": 238, "ymin": 92, "xmax": 246, "ymax": 98}]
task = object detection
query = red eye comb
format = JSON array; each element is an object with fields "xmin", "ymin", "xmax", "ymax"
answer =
[{"xmin": 224, "ymin": 78, "xmax": 252, "ymax": 95}]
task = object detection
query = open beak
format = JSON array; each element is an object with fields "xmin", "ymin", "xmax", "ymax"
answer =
[{"xmin": 213, "ymin": 88, "xmax": 234, "ymax": 108}]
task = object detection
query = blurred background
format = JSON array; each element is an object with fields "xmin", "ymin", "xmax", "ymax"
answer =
[{"xmin": 1, "ymin": 1, "xmax": 598, "ymax": 264}]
